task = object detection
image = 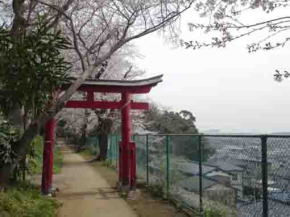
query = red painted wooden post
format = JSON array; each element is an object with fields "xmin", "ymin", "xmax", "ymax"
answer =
[
  {"xmin": 119, "ymin": 141, "xmax": 123, "ymax": 183},
  {"xmin": 41, "ymin": 118, "xmax": 56, "ymax": 194},
  {"xmin": 120, "ymin": 92, "xmax": 131, "ymax": 187},
  {"xmin": 130, "ymin": 142, "xmax": 137, "ymax": 190}
]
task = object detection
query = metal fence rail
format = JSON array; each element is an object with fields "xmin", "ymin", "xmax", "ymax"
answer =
[{"xmin": 85, "ymin": 134, "xmax": 290, "ymax": 217}]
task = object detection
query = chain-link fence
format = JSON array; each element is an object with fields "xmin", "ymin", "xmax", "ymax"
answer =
[{"xmin": 86, "ymin": 134, "xmax": 290, "ymax": 217}]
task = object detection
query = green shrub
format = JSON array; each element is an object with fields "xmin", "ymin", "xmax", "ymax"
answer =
[
  {"xmin": 28, "ymin": 136, "xmax": 63, "ymax": 175},
  {"xmin": 0, "ymin": 117, "xmax": 19, "ymax": 167},
  {"xmin": 53, "ymin": 145, "xmax": 63, "ymax": 174},
  {"xmin": 204, "ymin": 208, "xmax": 226, "ymax": 217},
  {"xmin": 0, "ymin": 182, "xmax": 59, "ymax": 217}
]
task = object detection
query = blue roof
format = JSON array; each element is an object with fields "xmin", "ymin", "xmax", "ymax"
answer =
[{"xmin": 269, "ymin": 191, "xmax": 290, "ymax": 203}]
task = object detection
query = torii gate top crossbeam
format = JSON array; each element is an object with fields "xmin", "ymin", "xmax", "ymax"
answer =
[
  {"xmin": 63, "ymin": 75, "xmax": 163, "ymax": 94},
  {"xmin": 63, "ymin": 75, "xmax": 163, "ymax": 110}
]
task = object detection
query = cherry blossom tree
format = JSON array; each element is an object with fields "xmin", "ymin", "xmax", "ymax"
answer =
[{"xmin": 0, "ymin": 0, "xmax": 194, "ymax": 185}]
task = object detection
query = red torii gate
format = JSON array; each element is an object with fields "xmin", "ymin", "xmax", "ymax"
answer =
[{"xmin": 41, "ymin": 75, "xmax": 163, "ymax": 194}]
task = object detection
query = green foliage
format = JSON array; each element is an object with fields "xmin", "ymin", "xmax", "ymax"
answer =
[
  {"xmin": 0, "ymin": 19, "xmax": 71, "ymax": 118},
  {"xmin": 101, "ymin": 160, "xmax": 113, "ymax": 168},
  {"xmin": 143, "ymin": 107, "xmax": 214, "ymax": 160},
  {"xmin": 204, "ymin": 208, "xmax": 226, "ymax": 217},
  {"xmin": 144, "ymin": 107, "xmax": 198, "ymax": 134},
  {"xmin": 79, "ymin": 149, "xmax": 93, "ymax": 158},
  {"xmin": 0, "ymin": 182, "xmax": 59, "ymax": 217},
  {"xmin": 53, "ymin": 146, "xmax": 63, "ymax": 174},
  {"xmin": 147, "ymin": 184, "xmax": 165, "ymax": 198},
  {"xmin": 27, "ymin": 136, "xmax": 44, "ymax": 175},
  {"xmin": 0, "ymin": 116, "xmax": 19, "ymax": 166},
  {"xmin": 28, "ymin": 136, "xmax": 63, "ymax": 175},
  {"xmin": 243, "ymin": 186, "xmax": 262, "ymax": 199}
]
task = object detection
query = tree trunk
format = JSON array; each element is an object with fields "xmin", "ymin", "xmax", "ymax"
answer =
[
  {"xmin": 0, "ymin": 165, "xmax": 11, "ymax": 190},
  {"xmin": 0, "ymin": 123, "xmax": 39, "ymax": 187},
  {"xmin": 98, "ymin": 134, "xmax": 108, "ymax": 161},
  {"xmin": 77, "ymin": 129, "xmax": 87, "ymax": 152},
  {"xmin": 96, "ymin": 118, "xmax": 113, "ymax": 161},
  {"xmin": 77, "ymin": 111, "xmax": 89, "ymax": 152},
  {"xmin": 14, "ymin": 123, "xmax": 39, "ymax": 162},
  {"xmin": 8, "ymin": 103, "xmax": 24, "ymax": 134}
]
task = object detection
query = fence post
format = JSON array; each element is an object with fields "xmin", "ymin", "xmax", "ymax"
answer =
[
  {"xmin": 198, "ymin": 135, "xmax": 203, "ymax": 217},
  {"xmin": 115, "ymin": 135, "xmax": 118, "ymax": 168},
  {"xmin": 108, "ymin": 135, "xmax": 112, "ymax": 165},
  {"xmin": 110, "ymin": 135, "xmax": 113, "ymax": 166},
  {"xmin": 261, "ymin": 135, "xmax": 268, "ymax": 217},
  {"xmin": 146, "ymin": 134, "xmax": 149, "ymax": 185},
  {"xmin": 166, "ymin": 135, "xmax": 170, "ymax": 198},
  {"xmin": 96, "ymin": 135, "xmax": 99, "ymax": 155},
  {"xmin": 111, "ymin": 135, "xmax": 115, "ymax": 164}
]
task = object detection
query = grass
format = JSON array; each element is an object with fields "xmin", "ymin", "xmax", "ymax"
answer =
[
  {"xmin": 53, "ymin": 146, "xmax": 63, "ymax": 174},
  {"xmin": 78, "ymin": 149, "xmax": 92, "ymax": 158},
  {"xmin": 29, "ymin": 136, "xmax": 63, "ymax": 175},
  {"xmin": 0, "ymin": 136, "xmax": 63, "ymax": 217},
  {"xmin": 204, "ymin": 208, "xmax": 227, "ymax": 217},
  {"xmin": 0, "ymin": 135, "xmax": 64, "ymax": 217},
  {"xmin": 0, "ymin": 182, "xmax": 59, "ymax": 217}
]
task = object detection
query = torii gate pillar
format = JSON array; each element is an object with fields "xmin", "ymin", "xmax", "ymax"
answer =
[
  {"xmin": 119, "ymin": 92, "xmax": 137, "ymax": 189},
  {"xmin": 41, "ymin": 118, "xmax": 56, "ymax": 195},
  {"xmin": 119, "ymin": 92, "xmax": 131, "ymax": 187}
]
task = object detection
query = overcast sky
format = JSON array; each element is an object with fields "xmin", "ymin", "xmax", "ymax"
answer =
[{"xmin": 133, "ymin": 9, "xmax": 290, "ymax": 134}]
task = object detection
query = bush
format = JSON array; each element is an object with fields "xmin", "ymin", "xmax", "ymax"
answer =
[
  {"xmin": 0, "ymin": 182, "xmax": 59, "ymax": 217},
  {"xmin": 204, "ymin": 208, "xmax": 226, "ymax": 217},
  {"xmin": 28, "ymin": 136, "xmax": 63, "ymax": 175},
  {"xmin": 0, "ymin": 117, "xmax": 19, "ymax": 167}
]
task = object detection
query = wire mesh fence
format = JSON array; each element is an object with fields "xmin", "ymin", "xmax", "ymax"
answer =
[
  {"xmin": 85, "ymin": 134, "xmax": 290, "ymax": 217},
  {"xmin": 85, "ymin": 136, "xmax": 99, "ymax": 155},
  {"xmin": 107, "ymin": 135, "xmax": 119, "ymax": 168}
]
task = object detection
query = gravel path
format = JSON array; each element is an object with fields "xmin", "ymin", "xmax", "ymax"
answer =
[{"xmin": 54, "ymin": 147, "xmax": 137, "ymax": 217}]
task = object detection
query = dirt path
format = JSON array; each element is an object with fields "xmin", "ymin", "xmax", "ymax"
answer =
[{"xmin": 54, "ymin": 147, "xmax": 137, "ymax": 217}]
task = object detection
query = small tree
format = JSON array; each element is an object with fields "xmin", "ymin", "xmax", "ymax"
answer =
[
  {"xmin": 143, "ymin": 106, "xmax": 214, "ymax": 160},
  {"xmin": 0, "ymin": 20, "xmax": 71, "ymax": 186},
  {"xmin": 0, "ymin": 21, "xmax": 71, "ymax": 119}
]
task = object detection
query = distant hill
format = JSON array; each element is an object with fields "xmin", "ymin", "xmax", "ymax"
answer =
[
  {"xmin": 201, "ymin": 129, "xmax": 261, "ymax": 135},
  {"xmin": 271, "ymin": 132, "xmax": 290, "ymax": 135},
  {"xmin": 202, "ymin": 130, "xmax": 290, "ymax": 135},
  {"xmin": 201, "ymin": 129, "xmax": 221, "ymax": 134}
]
